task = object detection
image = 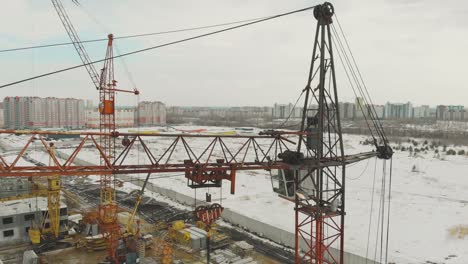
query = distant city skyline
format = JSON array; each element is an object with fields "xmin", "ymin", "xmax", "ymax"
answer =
[
  {"xmin": 2, "ymin": 94, "xmax": 468, "ymax": 109},
  {"xmin": 0, "ymin": 0, "xmax": 467, "ymax": 107}
]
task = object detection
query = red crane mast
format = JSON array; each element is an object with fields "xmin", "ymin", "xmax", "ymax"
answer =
[{"xmin": 51, "ymin": 1, "xmax": 138, "ymax": 261}]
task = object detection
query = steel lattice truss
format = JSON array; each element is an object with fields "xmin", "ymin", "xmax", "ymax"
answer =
[
  {"xmin": 0, "ymin": 131, "xmax": 295, "ymax": 192},
  {"xmin": 0, "ymin": 130, "xmax": 374, "ymax": 181}
]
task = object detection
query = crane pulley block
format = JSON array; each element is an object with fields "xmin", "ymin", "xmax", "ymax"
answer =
[
  {"xmin": 194, "ymin": 203, "xmax": 224, "ymax": 226},
  {"xmin": 184, "ymin": 159, "xmax": 237, "ymax": 194},
  {"xmin": 278, "ymin": 150, "xmax": 304, "ymax": 165},
  {"xmin": 376, "ymin": 145, "xmax": 394, "ymax": 160}
]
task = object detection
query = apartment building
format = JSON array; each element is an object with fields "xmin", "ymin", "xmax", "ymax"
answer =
[
  {"xmin": 137, "ymin": 101, "xmax": 167, "ymax": 126},
  {"xmin": 3, "ymin": 97, "xmax": 85, "ymax": 129}
]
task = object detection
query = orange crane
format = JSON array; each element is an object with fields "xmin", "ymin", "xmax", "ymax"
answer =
[{"xmin": 50, "ymin": 0, "xmax": 138, "ymax": 261}]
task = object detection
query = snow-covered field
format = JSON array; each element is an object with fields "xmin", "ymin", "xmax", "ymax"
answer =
[{"xmin": 1, "ymin": 126, "xmax": 467, "ymax": 263}]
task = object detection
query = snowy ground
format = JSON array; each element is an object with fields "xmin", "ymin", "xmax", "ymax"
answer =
[{"xmin": 1, "ymin": 127, "xmax": 467, "ymax": 263}]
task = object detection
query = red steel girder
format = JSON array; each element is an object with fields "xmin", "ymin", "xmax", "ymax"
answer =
[{"xmin": 0, "ymin": 130, "xmax": 376, "ymax": 178}]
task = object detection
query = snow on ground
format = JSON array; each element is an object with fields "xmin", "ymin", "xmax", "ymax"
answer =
[{"xmin": 1, "ymin": 126, "xmax": 468, "ymax": 263}]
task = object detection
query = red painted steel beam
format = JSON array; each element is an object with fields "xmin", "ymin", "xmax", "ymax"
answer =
[
  {"xmin": 0, "ymin": 163, "xmax": 288, "ymax": 177},
  {"xmin": 0, "ymin": 129, "xmax": 308, "ymax": 138}
]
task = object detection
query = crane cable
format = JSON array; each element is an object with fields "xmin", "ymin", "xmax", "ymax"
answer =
[
  {"xmin": 330, "ymin": 15, "xmax": 394, "ymax": 261},
  {"xmin": 331, "ymin": 15, "xmax": 388, "ymax": 145},
  {"xmin": 330, "ymin": 26, "xmax": 380, "ymax": 143},
  {"xmin": 0, "ymin": 4, "xmax": 318, "ymax": 90},
  {"xmin": 385, "ymin": 157, "xmax": 393, "ymax": 264},
  {"xmin": 334, "ymin": 15, "xmax": 388, "ymax": 143},
  {"xmin": 330, "ymin": 32, "xmax": 376, "ymax": 143},
  {"xmin": 75, "ymin": 1, "xmax": 139, "ymax": 90},
  {"xmin": 0, "ymin": 16, "xmax": 275, "ymax": 54},
  {"xmin": 380, "ymin": 160, "xmax": 387, "ymax": 263},
  {"xmin": 365, "ymin": 157, "xmax": 378, "ymax": 263},
  {"xmin": 273, "ymin": 89, "xmax": 305, "ymax": 130},
  {"xmin": 329, "ymin": 15, "xmax": 386, "ymax": 146}
]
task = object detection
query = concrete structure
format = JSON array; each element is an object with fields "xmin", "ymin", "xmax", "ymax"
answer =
[
  {"xmin": 0, "ymin": 197, "xmax": 68, "ymax": 246},
  {"xmin": 86, "ymin": 107, "xmax": 135, "ymax": 128},
  {"xmin": 3, "ymin": 97, "xmax": 85, "ymax": 129},
  {"xmin": 137, "ymin": 101, "xmax": 166, "ymax": 126},
  {"xmin": 0, "ymin": 178, "xmax": 32, "ymax": 199}
]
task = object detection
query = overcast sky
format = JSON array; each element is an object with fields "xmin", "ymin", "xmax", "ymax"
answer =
[{"xmin": 0, "ymin": 0, "xmax": 466, "ymax": 107}]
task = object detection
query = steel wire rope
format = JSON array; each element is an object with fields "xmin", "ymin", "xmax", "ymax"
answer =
[
  {"xmin": 346, "ymin": 156, "xmax": 370, "ymax": 180},
  {"xmin": 365, "ymin": 157, "xmax": 377, "ymax": 263},
  {"xmin": 331, "ymin": 18, "xmax": 387, "ymax": 145},
  {"xmin": 334, "ymin": 14, "xmax": 388, "ymax": 144},
  {"xmin": 0, "ymin": 16, "xmax": 276, "ymax": 54},
  {"xmin": 380, "ymin": 160, "xmax": 387, "ymax": 263},
  {"xmin": 330, "ymin": 24, "xmax": 380, "ymax": 136},
  {"xmin": 78, "ymin": 2, "xmax": 139, "ymax": 91},
  {"xmin": 273, "ymin": 89, "xmax": 305, "ymax": 130},
  {"xmin": 385, "ymin": 157, "xmax": 393, "ymax": 264},
  {"xmin": 0, "ymin": 4, "xmax": 318, "ymax": 89},
  {"xmin": 373, "ymin": 163, "xmax": 383, "ymax": 263},
  {"xmin": 329, "ymin": 30, "xmax": 376, "ymax": 142},
  {"xmin": 329, "ymin": 24, "xmax": 382, "ymax": 141},
  {"xmin": 73, "ymin": 4, "xmax": 137, "ymax": 202},
  {"xmin": 330, "ymin": 25, "xmax": 381, "ymax": 141}
]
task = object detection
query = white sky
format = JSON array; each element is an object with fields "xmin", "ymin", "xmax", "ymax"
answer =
[{"xmin": 0, "ymin": 0, "xmax": 466, "ymax": 107}]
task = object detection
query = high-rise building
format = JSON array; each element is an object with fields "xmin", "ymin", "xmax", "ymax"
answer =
[
  {"xmin": 338, "ymin": 102, "xmax": 355, "ymax": 119},
  {"xmin": 3, "ymin": 97, "xmax": 85, "ymax": 129},
  {"xmin": 437, "ymin": 105, "xmax": 466, "ymax": 121},
  {"xmin": 137, "ymin": 101, "xmax": 167, "ymax": 126},
  {"xmin": 0, "ymin": 102, "xmax": 4, "ymax": 128},
  {"xmin": 85, "ymin": 100, "xmax": 93, "ymax": 110},
  {"xmin": 371, "ymin": 105, "xmax": 385, "ymax": 119},
  {"xmin": 273, "ymin": 103, "xmax": 303, "ymax": 119},
  {"xmin": 384, "ymin": 102, "xmax": 412, "ymax": 119},
  {"xmin": 354, "ymin": 97, "xmax": 365, "ymax": 119},
  {"xmin": 412, "ymin": 105, "xmax": 430, "ymax": 119}
]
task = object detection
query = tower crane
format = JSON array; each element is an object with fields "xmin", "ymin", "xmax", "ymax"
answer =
[
  {"xmin": 50, "ymin": 0, "xmax": 138, "ymax": 261},
  {"xmin": 0, "ymin": 2, "xmax": 393, "ymax": 263}
]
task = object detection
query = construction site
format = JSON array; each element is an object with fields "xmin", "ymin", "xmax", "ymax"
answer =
[{"xmin": 0, "ymin": 1, "xmax": 437, "ymax": 264}]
